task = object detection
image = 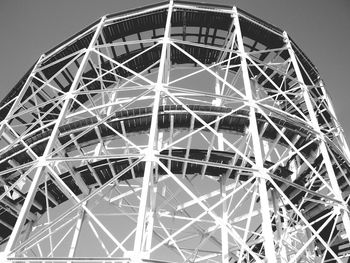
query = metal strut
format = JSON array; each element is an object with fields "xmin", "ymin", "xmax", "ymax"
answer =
[{"xmin": 233, "ymin": 6, "xmax": 278, "ymax": 263}]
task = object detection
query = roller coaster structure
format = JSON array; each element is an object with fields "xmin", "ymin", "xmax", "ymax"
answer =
[{"xmin": 0, "ymin": 1, "xmax": 350, "ymax": 262}]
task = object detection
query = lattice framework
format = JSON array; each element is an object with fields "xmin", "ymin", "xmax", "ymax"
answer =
[{"xmin": 0, "ymin": 1, "xmax": 350, "ymax": 262}]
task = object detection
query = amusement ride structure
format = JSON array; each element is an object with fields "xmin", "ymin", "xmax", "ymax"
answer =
[{"xmin": 0, "ymin": 1, "xmax": 350, "ymax": 262}]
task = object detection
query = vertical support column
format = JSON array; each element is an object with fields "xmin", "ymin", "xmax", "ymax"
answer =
[
  {"xmin": 213, "ymin": 67, "xmax": 229, "ymax": 262},
  {"xmin": 4, "ymin": 17, "xmax": 106, "ymax": 259},
  {"xmin": 1, "ymin": 56, "xmax": 46, "ymax": 262},
  {"xmin": 284, "ymin": 31, "xmax": 350, "ymax": 244},
  {"xmin": 212, "ymin": 70, "xmax": 225, "ymax": 150},
  {"xmin": 232, "ymin": 7, "xmax": 277, "ymax": 263},
  {"xmin": 133, "ymin": 1, "xmax": 173, "ymax": 260},
  {"xmin": 68, "ymin": 207, "xmax": 86, "ymax": 261},
  {"xmin": 212, "ymin": 69, "xmax": 222, "ymax": 107},
  {"xmin": 271, "ymin": 190, "xmax": 288, "ymax": 262},
  {"xmin": 106, "ymin": 78, "xmax": 120, "ymax": 116},
  {"xmin": 220, "ymin": 176, "xmax": 229, "ymax": 263}
]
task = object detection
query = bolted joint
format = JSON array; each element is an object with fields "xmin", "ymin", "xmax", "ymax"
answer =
[
  {"xmin": 141, "ymin": 149, "xmax": 159, "ymax": 162},
  {"xmin": 339, "ymin": 203, "xmax": 350, "ymax": 215},
  {"xmin": 36, "ymin": 157, "xmax": 48, "ymax": 167},
  {"xmin": 0, "ymin": 120, "xmax": 8, "ymax": 127},
  {"xmin": 245, "ymin": 98, "xmax": 260, "ymax": 110},
  {"xmin": 231, "ymin": 6, "xmax": 238, "ymax": 18},
  {"xmin": 282, "ymin": 31, "xmax": 292, "ymax": 49},
  {"xmin": 0, "ymin": 252, "xmax": 10, "ymax": 263},
  {"xmin": 282, "ymin": 31, "xmax": 289, "ymax": 43},
  {"xmin": 154, "ymin": 83, "xmax": 166, "ymax": 92},
  {"xmin": 333, "ymin": 206, "xmax": 342, "ymax": 216},
  {"xmin": 254, "ymin": 169, "xmax": 271, "ymax": 180},
  {"xmin": 66, "ymin": 92, "xmax": 75, "ymax": 100},
  {"xmin": 160, "ymin": 36, "xmax": 170, "ymax": 44}
]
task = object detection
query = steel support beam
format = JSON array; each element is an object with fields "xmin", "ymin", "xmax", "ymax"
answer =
[
  {"xmin": 284, "ymin": 31, "xmax": 350, "ymax": 245},
  {"xmin": 0, "ymin": 2, "xmax": 349, "ymax": 262},
  {"xmin": 3, "ymin": 16, "xmax": 107, "ymax": 259},
  {"xmin": 132, "ymin": 1, "xmax": 174, "ymax": 260},
  {"xmin": 233, "ymin": 7, "xmax": 277, "ymax": 263}
]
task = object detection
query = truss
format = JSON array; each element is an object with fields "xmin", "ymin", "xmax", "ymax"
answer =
[{"xmin": 0, "ymin": 1, "xmax": 350, "ymax": 262}]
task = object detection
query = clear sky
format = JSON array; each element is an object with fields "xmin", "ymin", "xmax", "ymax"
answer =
[{"xmin": 0, "ymin": 0, "xmax": 350, "ymax": 139}]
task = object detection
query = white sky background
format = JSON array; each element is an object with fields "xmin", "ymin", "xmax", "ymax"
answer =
[{"xmin": 0, "ymin": 0, "xmax": 349, "ymax": 139}]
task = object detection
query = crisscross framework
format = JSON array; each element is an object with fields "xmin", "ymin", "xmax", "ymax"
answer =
[{"xmin": 0, "ymin": 1, "xmax": 350, "ymax": 262}]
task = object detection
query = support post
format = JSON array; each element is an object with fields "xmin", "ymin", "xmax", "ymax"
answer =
[
  {"xmin": 3, "ymin": 16, "xmax": 106, "ymax": 259},
  {"xmin": 220, "ymin": 176, "xmax": 229, "ymax": 263},
  {"xmin": 132, "ymin": 1, "xmax": 173, "ymax": 260},
  {"xmin": 233, "ymin": 7, "xmax": 277, "ymax": 263},
  {"xmin": 271, "ymin": 190, "xmax": 288, "ymax": 262},
  {"xmin": 284, "ymin": 31, "xmax": 350, "ymax": 246},
  {"xmin": 68, "ymin": 206, "xmax": 86, "ymax": 261}
]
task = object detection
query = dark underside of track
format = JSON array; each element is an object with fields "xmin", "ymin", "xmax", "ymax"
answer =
[{"xmin": 0, "ymin": 1, "xmax": 323, "ymax": 123}]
